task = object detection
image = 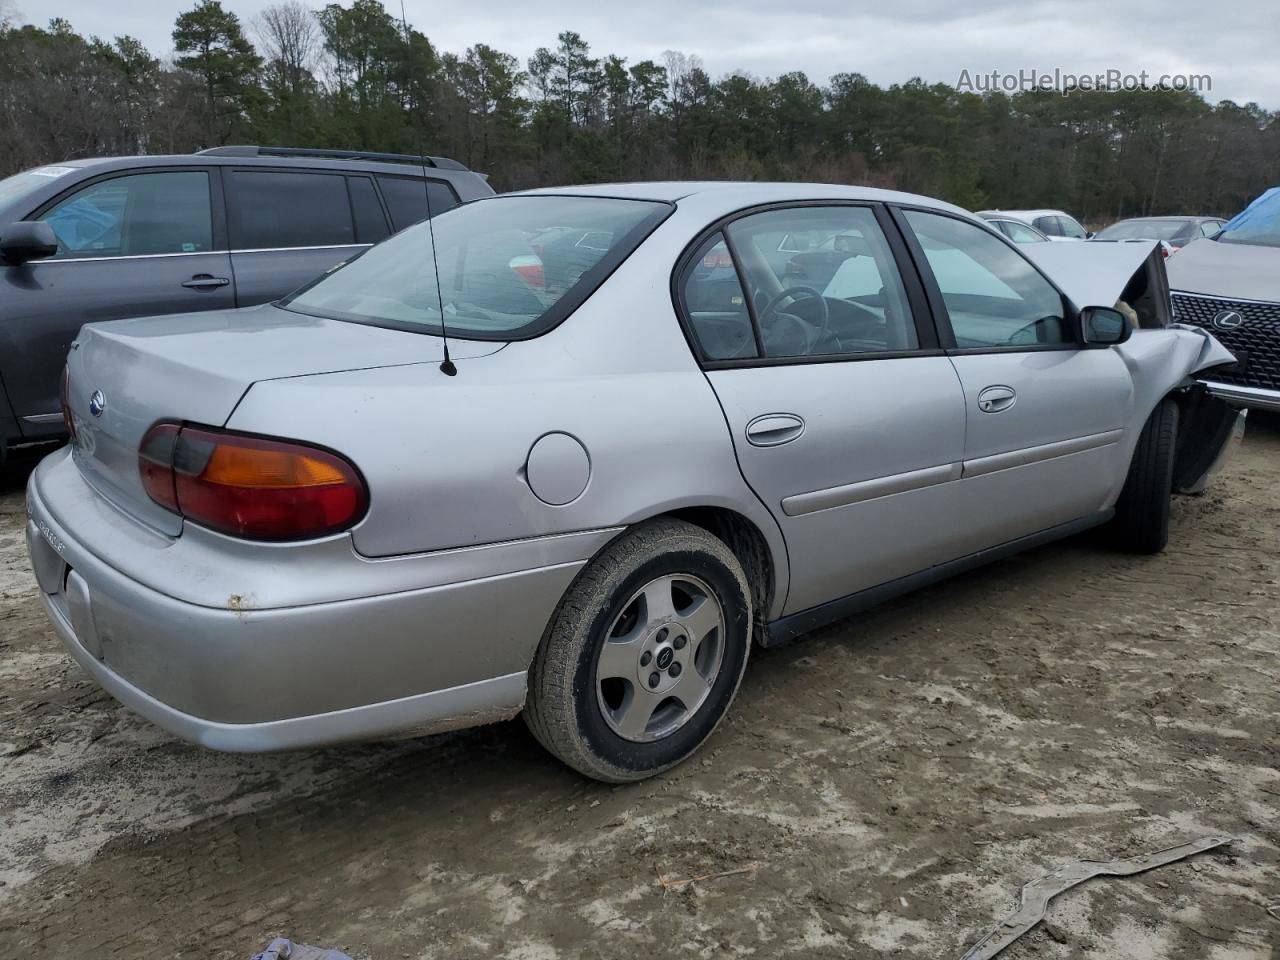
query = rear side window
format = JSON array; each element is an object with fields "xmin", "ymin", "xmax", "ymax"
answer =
[
  {"xmin": 1033, "ymin": 216, "xmax": 1061, "ymax": 236},
  {"xmin": 282, "ymin": 195, "xmax": 670, "ymax": 338},
  {"xmin": 378, "ymin": 177, "xmax": 459, "ymax": 232},
  {"xmin": 1002, "ymin": 221, "xmax": 1044, "ymax": 244},
  {"xmin": 348, "ymin": 176, "xmax": 390, "ymax": 244},
  {"xmin": 43, "ymin": 171, "xmax": 213, "ymax": 258},
  {"xmin": 904, "ymin": 210, "xmax": 1067, "ymax": 349},
  {"xmin": 682, "ymin": 234, "xmax": 757, "ymax": 360},
  {"xmin": 229, "ymin": 170, "xmax": 354, "ymax": 249},
  {"xmin": 722, "ymin": 206, "xmax": 918, "ymax": 358}
]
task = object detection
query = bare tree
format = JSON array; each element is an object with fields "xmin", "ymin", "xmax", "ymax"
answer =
[{"xmin": 253, "ymin": 0, "xmax": 320, "ymax": 99}]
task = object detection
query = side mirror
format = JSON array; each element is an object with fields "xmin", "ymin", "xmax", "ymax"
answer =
[
  {"xmin": 0, "ymin": 221, "xmax": 58, "ymax": 264},
  {"xmin": 1079, "ymin": 306, "xmax": 1131, "ymax": 346},
  {"xmin": 1085, "ymin": 231, "xmax": 1095, "ymax": 239}
]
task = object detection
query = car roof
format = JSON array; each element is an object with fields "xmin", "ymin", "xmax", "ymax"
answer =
[
  {"xmin": 512, "ymin": 180, "xmax": 972, "ymax": 217},
  {"xmin": 980, "ymin": 208, "xmax": 1077, "ymax": 221},
  {"xmin": 1106, "ymin": 215, "xmax": 1216, "ymax": 223}
]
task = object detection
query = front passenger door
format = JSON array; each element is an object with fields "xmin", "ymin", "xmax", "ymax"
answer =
[
  {"xmin": 0, "ymin": 168, "xmax": 233, "ymax": 437},
  {"xmin": 900, "ymin": 209, "xmax": 1133, "ymax": 548}
]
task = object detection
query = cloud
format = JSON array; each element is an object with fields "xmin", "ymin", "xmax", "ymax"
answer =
[{"xmin": 30, "ymin": 0, "xmax": 1280, "ymax": 107}]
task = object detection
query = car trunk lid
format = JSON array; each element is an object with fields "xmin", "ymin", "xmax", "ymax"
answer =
[{"xmin": 64, "ymin": 303, "xmax": 502, "ymax": 535}]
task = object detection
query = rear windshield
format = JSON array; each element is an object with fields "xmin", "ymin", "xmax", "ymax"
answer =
[
  {"xmin": 1216, "ymin": 187, "xmax": 1280, "ymax": 248},
  {"xmin": 281, "ymin": 195, "xmax": 671, "ymax": 339},
  {"xmin": 1095, "ymin": 219, "xmax": 1189, "ymax": 242}
]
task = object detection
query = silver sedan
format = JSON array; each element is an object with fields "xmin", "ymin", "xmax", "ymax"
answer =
[{"xmin": 26, "ymin": 182, "xmax": 1241, "ymax": 781}]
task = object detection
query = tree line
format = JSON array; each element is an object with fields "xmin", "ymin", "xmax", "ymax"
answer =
[{"xmin": 1, "ymin": 0, "xmax": 1277, "ymax": 223}]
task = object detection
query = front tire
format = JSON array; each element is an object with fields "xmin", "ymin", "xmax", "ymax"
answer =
[
  {"xmin": 1112, "ymin": 398, "xmax": 1179, "ymax": 553},
  {"xmin": 524, "ymin": 518, "xmax": 752, "ymax": 782}
]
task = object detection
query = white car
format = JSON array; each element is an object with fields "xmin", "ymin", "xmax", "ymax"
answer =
[{"xmin": 979, "ymin": 209, "xmax": 1089, "ymax": 241}]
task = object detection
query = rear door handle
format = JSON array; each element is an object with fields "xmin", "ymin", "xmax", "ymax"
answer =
[
  {"xmin": 746, "ymin": 413, "xmax": 805, "ymax": 447},
  {"xmin": 182, "ymin": 274, "xmax": 230, "ymax": 289},
  {"xmin": 977, "ymin": 385, "xmax": 1016, "ymax": 413}
]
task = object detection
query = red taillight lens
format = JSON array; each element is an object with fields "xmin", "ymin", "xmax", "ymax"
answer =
[
  {"xmin": 60, "ymin": 367, "xmax": 77, "ymax": 441},
  {"xmin": 138, "ymin": 423, "xmax": 368, "ymax": 541}
]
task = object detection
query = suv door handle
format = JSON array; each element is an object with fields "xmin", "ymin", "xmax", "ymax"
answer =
[
  {"xmin": 977, "ymin": 385, "xmax": 1016, "ymax": 413},
  {"xmin": 182, "ymin": 274, "xmax": 230, "ymax": 289},
  {"xmin": 746, "ymin": 414, "xmax": 805, "ymax": 447}
]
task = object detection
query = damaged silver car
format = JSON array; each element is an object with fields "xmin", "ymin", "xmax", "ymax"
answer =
[{"xmin": 26, "ymin": 183, "xmax": 1242, "ymax": 781}]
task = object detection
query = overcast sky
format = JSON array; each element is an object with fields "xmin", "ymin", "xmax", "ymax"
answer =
[{"xmin": 13, "ymin": 0, "xmax": 1280, "ymax": 107}]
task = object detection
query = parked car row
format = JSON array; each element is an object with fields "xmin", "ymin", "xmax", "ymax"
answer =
[{"xmin": 16, "ymin": 159, "xmax": 1245, "ymax": 778}]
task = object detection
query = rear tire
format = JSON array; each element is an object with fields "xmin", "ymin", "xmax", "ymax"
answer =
[
  {"xmin": 1112, "ymin": 398, "xmax": 1179, "ymax": 554},
  {"xmin": 524, "ymin": 518, "xmax": 752, "ymax": 782}
]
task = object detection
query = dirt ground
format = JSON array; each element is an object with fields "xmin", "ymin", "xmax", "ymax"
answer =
[{"xmin": 0, "ymin": 419, "xmax": 1276, "ymax": 960}]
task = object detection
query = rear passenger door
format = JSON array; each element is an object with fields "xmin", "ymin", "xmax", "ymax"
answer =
[
  {"xmin": 898, "ymin": 208, "xmax": 1133, "ymax": 548},
  {"xmin": 225, "ymin": 168, "xmax": 391, "ymax": 305},
  {"xmin": 678, "ymin": 204, "xmax": 968, "ymax": 616}
]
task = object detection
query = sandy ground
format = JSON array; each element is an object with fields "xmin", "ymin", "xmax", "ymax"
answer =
[{"xmin": 0, "ymin": 420, "xmax": 1276, "ymax": 960}]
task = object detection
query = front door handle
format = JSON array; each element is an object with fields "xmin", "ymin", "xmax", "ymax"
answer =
[
  {"xmin": 182, "ymin": 274, "xmax": 230, "ymax": 289},
  {"xmin": 977, "ymin": 385, "xmax": 1016, "ymax": 414},
  {"xmin": 746, "ymin": 413, "xmax": 805, "ymax": 447}
]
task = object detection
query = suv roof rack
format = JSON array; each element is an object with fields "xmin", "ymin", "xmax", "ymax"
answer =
[{"xmin": 195, "ymin": 145, "xmax": 468, "ymax": 171}]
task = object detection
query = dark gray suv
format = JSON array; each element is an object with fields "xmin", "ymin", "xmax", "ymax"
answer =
[{"xmin": 0, "ymin": 146, "xmax": 494, "ymax": 459}]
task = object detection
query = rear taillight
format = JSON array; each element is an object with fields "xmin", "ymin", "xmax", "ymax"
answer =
[
  {"xmin": 60, "ymin": 367, "xmax": 77, "ymax": 441},
  {"xmin": 139, "ymin": 423, "xmax": 368, "ymax": 541}
]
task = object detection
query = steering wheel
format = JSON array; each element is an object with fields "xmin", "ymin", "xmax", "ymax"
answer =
[{"xmin": 758, "ymin": 286, "xmax": 831, "ymax": 348}]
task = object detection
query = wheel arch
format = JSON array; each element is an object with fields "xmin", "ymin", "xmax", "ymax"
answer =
[{"xmin": 572, "ymin": 504, "xmax": 787, "ymax": 646}]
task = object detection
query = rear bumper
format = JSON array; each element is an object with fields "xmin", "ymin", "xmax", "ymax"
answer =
[
  {"xmin": 26, "ymin": 451, "xmax": 601, "ymax": 751},
  {"xmin": 1200, "ymin": 380, "xmax": 1280, "ymax": 412}
]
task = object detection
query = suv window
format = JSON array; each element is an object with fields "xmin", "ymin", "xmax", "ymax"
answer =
[
  {"xmin": 43, "ymin": 171, "xmax": 213, "ymax": 259},
  {"xmin": 721, "ymin": 206, "xmax": 918, "ymax": 359},
  {"xmin": 682, "ymin": 233, "xmax": 757, "ymax": 360},
  {"xmin": 904, "ymin": 210, "xmax": 1068, "ymax": 349},
  {"xmin": 347, "ymin": 176, "xmax": 390, "ymax": 244},
  {"xmin": 229, "ymin": 170, "xmax": 354, "ymax": 249},
  {"xmin": 377, "ymin": 177, "xmax": 460, "ymax": 232}
]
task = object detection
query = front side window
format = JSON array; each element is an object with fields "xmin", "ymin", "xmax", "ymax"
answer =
[
  {"xmin": 283, "ymin": 195, "xmax": 670, "ymax": 338},
  {"xmin": 229, "ymin": 170, "xmax": 354, "ymax": 249},
  {"xmin": 904, "ymin": 210, "xmax": 1068, "ymax": 349},
  {"xmin": 1058, "ymin": 215, "xmax": 1088, "ymax": 239},
  {"xmin": 720, "ymin": 206, "xmax": 918, "ymax": 358},
  {"xmin": 43, "ymin": 171, "xmax": 212, "ymax": 258}
]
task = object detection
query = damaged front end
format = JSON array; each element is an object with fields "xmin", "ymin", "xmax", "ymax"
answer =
[{"xmin": 1025, "ymin": 238, "xmax": 1248, "ymax": 496}]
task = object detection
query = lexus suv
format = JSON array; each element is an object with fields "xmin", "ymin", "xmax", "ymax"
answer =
[
  {"xmin": 0, "ymin": 146, "xmax": 494, "ymax": 461},
  {"xmin": 1167, "ymin": 187, "xmax": 1280, "ymax": 411}
]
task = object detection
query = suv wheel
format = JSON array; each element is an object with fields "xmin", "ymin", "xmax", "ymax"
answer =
[{"xmin": 524, "ymin": 518, "xmax": 752, "ymax": 782}]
